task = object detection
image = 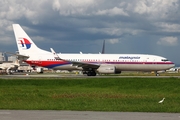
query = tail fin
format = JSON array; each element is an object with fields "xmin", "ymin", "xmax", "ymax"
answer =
[{"xmin": 12, "ymin": 24, "xmax": 43, "ymax": 56}]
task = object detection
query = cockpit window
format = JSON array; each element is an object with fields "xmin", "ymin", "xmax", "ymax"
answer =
[{"xmin": 161, "ymin": 59, "xmax": 169, "ymax": 61}]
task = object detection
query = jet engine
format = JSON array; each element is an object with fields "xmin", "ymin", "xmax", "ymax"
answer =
[{"xmin": 97, "ymin": 65, "xmax": 121, "ymax": 74}]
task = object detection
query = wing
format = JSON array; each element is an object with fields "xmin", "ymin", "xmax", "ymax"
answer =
[
  {"xmin": 70, "ymin": 61, "xmax": 99, "ymax": 69},
  {"xmin": 50, "ymin": 48, "xmax": 100, "ymax": 69}
]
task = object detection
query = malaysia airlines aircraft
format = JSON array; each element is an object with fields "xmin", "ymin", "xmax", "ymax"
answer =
[{"xmin": 12, "ymin": 24, "xmax": 175, "ymax": 76}]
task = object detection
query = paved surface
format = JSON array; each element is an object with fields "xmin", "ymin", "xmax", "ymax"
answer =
[
  {"xmin": 1, "ymin": 73, "xmax": 180, "ymax": 79},
  {"xmin": 0, "ymin": 110, "xmax": 179, "ymax": 120}
]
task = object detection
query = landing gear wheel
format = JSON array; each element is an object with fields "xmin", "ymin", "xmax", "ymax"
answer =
[
  {"xmin": 156, "ymin": 72, "xmax": 159, "ymax": 76},
  {"xmin": 87, "ymin": 71, "xmax": 97, "ymax": 76}
]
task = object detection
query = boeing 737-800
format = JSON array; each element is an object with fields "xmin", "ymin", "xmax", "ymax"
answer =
[{"xmin": 12, "ymin": 24, "xmax": 175, "ymax": 76}]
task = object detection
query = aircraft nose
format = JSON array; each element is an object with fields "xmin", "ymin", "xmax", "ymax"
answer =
[{"xmin": 170, "ymin": 62, "xmax": 175, "ymax": 68}]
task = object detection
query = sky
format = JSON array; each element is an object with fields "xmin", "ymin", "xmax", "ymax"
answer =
[{"xmin": 0, "ymin": 0, "xmax": 180, "ymax": 64}]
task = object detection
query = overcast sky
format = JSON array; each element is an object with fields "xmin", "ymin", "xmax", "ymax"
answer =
[{"xmin": 1, "ymin": 0, "xmax": 180, "ymax": 64}]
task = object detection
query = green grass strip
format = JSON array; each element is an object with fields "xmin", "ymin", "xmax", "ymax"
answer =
[{"xmin": 0, "ymin": 77, "xmax": 180, "ymax": 112}]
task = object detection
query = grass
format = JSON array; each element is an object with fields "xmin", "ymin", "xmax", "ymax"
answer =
[{"xmin": 0, "ymin": 77, "xmax": 180, "ymax": 112}]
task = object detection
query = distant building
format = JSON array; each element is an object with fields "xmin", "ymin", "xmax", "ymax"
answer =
[
  {"xmin": 0, "ymin": 52, "xmax": 3, "ymax": 61},
  {"xmin": 0, "ymin": 52, "xmax": 7, "ymax": 61},
  {"xmin": 8, "ymin": 55, "xmax": 17, "ymax": 62},
  {"xmin": 0, "ymin": 51, "xmax": 17, "ymax": 62}
]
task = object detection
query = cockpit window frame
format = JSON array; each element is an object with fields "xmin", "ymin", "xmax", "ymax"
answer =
[{"xmin": 161, "ymin": 59, "xmax": 169, "ymax": 62}]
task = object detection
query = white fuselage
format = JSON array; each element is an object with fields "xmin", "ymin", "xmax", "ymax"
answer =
[{"xmin": 25, "ymin": 51, "xmax": 175, "ymax": 72}]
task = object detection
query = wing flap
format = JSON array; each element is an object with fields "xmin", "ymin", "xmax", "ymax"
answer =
[{"xmin": 71, "ymin": 61, "xmax": 99, "ymax": 69}]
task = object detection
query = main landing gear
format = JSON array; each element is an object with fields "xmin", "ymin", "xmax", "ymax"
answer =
[
  {"xmin": 83, "ymin": 70, "xmax": 97, "ymax": 76},
  {"xmin": 155, "ymin": 71, "xmax": 159, "ymax": 76}
]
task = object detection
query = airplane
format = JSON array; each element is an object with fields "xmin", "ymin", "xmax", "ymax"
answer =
[
  {"xmin": 12, "ymin": 24, "xmax": 175, "ymax": 76},
  {"xmin": 0, "ymin": 60, "xmax": 19, "ymax": 74},
  {"xmin": 166, "ymin": 67, "xmax": 180, "ymax": 73}
]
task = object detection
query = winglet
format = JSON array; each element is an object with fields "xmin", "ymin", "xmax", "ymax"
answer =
[
  {"xmin": 101, "ymin": 40, "xmax": 105, "ymax": 54},
  {"xmin": 50, "ymin": 48, "xmax": 62, "ymax": 60}
]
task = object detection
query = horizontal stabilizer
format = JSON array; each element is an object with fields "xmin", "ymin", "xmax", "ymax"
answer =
[
  {"xmin": 6, "ymin": 52, "xmax": 29, "ymax": 61},
  {"xmin": 16, "ymin": 54, "xmax": 29, "ymax": 61}
]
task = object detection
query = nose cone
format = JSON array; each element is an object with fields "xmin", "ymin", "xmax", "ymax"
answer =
[{"xmin": 169, "ymin": 61, "xmax": 175, "ymax": 68}]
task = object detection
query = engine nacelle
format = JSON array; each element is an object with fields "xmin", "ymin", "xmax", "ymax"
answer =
[{"xmin": 97, "ymin": 65, "xmax": 121, "ymax": 74}]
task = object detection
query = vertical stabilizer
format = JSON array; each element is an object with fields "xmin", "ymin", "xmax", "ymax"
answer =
[{"xmin": 12, "ymin": 24, "xmax": 42, "ymax": 56}]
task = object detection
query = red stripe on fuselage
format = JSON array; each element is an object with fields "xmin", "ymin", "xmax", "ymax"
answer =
[
  {"xmin": 25, "ymin": 60, "xmax": 70, "ymax": 68},
  {"xmin": 24, "ymin": 60, "xmax": 174, "ymax": 68}
]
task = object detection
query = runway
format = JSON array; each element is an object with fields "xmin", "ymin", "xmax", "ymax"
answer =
[
  {"xmin": 1, "ymin": 73, "xmax": 180, "ymax": 79},
  {"xmin": 0, "ymin": 110, "xmax": 179, "ymax": 120}
]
